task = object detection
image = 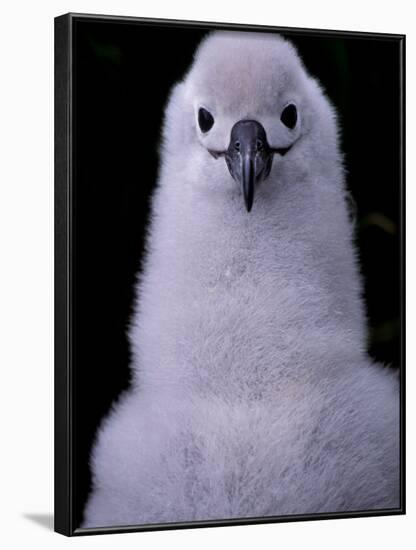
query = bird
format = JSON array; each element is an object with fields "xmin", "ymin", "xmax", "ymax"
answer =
[{"xmin": 82, "ymin": 31, "xmax": 400, "ymax": 528}]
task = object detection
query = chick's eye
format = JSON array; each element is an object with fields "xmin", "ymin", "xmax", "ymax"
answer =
[
  {"xmin": 281, "ymin": 104, "xmax": 297, "ymax": 129},
  {"xmin": 198, "ymin": 107, "xmax": 215, "ymax": 133}
]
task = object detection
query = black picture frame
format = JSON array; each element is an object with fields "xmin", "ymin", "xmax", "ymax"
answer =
[{"xmin": 54, "ymin": 12, "xmax": 406, "ymax": 537}]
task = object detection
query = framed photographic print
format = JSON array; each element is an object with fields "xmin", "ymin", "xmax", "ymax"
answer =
[{"xmin": 54, "ymin": 13, "xmax": 405, "ymax": 536}]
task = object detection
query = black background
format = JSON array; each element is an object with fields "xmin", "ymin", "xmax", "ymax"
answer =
[{"xmin": 72, "ymin": 19, "xmax": 402, "ymax": 527}]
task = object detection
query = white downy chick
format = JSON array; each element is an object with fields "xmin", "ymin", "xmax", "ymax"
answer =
[{"xmin": 82, "ymin": 31, "xmax": 399, "ymax": 528}]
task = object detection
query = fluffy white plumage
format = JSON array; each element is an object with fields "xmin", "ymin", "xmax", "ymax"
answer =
[{"xmin": 82, "ymin": 31, "xmax": 399, "ymax": 528}]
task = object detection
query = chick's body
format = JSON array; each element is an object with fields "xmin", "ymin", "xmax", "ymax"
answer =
[{"xmin": 82, "ymin": 32, "xmax": 400, "ymax": 528}]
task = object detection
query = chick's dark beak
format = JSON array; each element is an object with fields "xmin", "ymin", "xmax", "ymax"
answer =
[{"xmin": 225, "ymin": 120, "xmax": 274, "ymax": 212}]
